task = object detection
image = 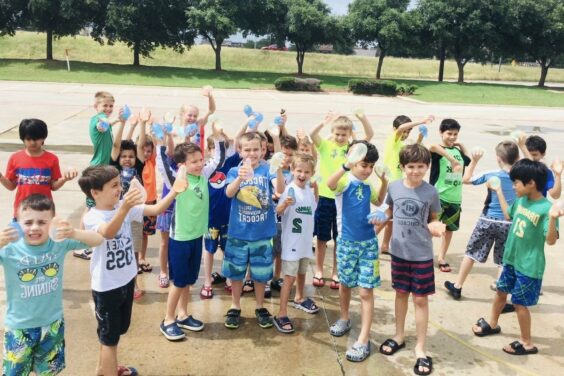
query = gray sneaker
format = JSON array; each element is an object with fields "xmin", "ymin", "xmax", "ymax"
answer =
[
  {"xmin": 329, "ymin": 319, "xmax": 351, "ymax": 337},
  {"xmin": 346, "ymin": 342, "xmax": 371, "ymax": 362}
]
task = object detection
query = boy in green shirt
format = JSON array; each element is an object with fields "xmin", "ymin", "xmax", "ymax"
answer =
[
  {"xmin": 429, "ymin": 119, "xmax": 470, "ymax": 272},
  {"xmin": 310, "ymin": 112, "xmax": 373, "ymax": 289},
  {"xmin": 472, "ymin": 159, "xmax": 561, "ymax": 356}
]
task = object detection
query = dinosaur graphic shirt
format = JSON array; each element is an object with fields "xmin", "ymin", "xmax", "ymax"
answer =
[
  {"xmin": 227, "ymin": 163, "xmax": 277, "ymax": 241},
  {"xmin": 0, "ymin": 238, "xmax": 87, "ymax": 329},
  {"xmin": 334, "ymin": 173, "xmax": 379, "ymax": 241}
]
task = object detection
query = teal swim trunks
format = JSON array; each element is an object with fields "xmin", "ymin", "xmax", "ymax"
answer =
[{"xmin": 336, "ymin": 237, "xmax": 380, "ymax": 289}]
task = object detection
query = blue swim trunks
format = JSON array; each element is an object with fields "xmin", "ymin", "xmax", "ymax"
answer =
[
  {"xmin": 497, "ymin": 265, "xmax": 542, "ymax": 307},
  {"xmin": 222, "ymin": 238, "xmax": 273, "ymax": 283},
  {"xmin": 336, "ymin": 237, "xmax": 380, "ymax": 289},
  {"xmin": 3, "ymin": 318, "xmax": 65, "ymax": 376}
]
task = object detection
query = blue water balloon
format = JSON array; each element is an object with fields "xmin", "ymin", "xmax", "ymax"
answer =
[
  {"xmin": 243, "ymin": 105, "xmax": 253, "ymax": 117},
  {"xmin": 121, "ymin": 105, "xmax": 131, "ymax": 121}
]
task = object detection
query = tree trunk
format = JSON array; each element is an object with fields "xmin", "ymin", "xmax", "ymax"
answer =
[
  {"xmin": 537, "ymin": 58, "xmax": 550, "ymax": 87},
  {"xmin": 296, "ymin": 50, "xmax": 305, "ymax": 75},
  {"xmin": 214, "ymin": 44, "xmax": 222, "ymax": 71},
  {"xmin": 133, "ymin": 42, "xmax": 140, "ymax": 66},
  {"xmin": 376, "ymin": 52, "xmax": 385, "ymax": 79},
  {"xmin": 455, "ymin": 58, "xmax": 465, "ymax": 83},
  {"xmin": 438, "ymin": 45, "xmax": 445, "ymax": 82},
  {"xmin": 46, "ymin": 28, "xmax": 53, "ymax": 60}
]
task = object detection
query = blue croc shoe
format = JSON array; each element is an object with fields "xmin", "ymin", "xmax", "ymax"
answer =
[
  {"xmin": 176, "ymin": 315, "xmax": 204, "ymax": 332},
  {"xmin": 160, "ymin": 321, "xmax": 185, "ymax": 341}
]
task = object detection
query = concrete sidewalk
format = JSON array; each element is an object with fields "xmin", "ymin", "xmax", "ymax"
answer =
[{"xmin": 0, "ymin": 81, "xmax": 563, "ymax": 376}]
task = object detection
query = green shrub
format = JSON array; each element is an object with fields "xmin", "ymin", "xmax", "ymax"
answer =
[
  {"xmin": 274, "ymin": 77, "xmax": 322, "ymax": 91},
  {"xmin": 348, "ymin": 79, "xmax": 397, "ymax": 95},
  {"xmin": 348, "ymin": 79, "xmax": 417, "ymax": 96},
  {"xmin": 396, "ymin": 83, "xmax": 418, "ymax": 96}
]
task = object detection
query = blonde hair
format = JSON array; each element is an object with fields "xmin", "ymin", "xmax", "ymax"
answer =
[
  {"xmin": 331, "ymin": 115, "xmax": 353, "ymax": 131},
  {"xmin": 179, "ymin": 104, "xmax": 198, "ymax": 119},
  {"xmin": 94, "ymin": 91, "xmax": 114, "ymax": 104},
  {"xmin": 291, "ymin": 153, "xmax": 316, "ymax": 171}
]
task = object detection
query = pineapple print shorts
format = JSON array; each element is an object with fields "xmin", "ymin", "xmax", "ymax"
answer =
[{"xmin": 3, "ymin": 318, "xmax": 65, "ymax": 376}]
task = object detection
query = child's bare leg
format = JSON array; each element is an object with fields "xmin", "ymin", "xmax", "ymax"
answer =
[
  {"xmin": 159, "ymin": 232, "xmax": 169, "ymax": 278},
  {"xmin": 177, "ymin": 286, "xmax": 191, "ymax": 320},
  {"xmin": 315, "ymin": 239, "xmax": 327, "ymax": 279},
  {"xmin": 273, "ymin": 254, "xmax": 282, "ymax": 280},
  {"xmin": 254, "ymin": 282, "xmax": 266, "ymax": 308},
  {"xmin": 140, "ymin": 234, "xmax": 148, "ymax": 264},
  {"xmin": 294, "ymin": 273, "xmax": 306, "ymax": 302},
  {"xmin": 203, "ymin": 251, "xmax": 214, "ymax": 287},
  {"xmin": 413, "ymin": 295, "xmax": 429, "ymax": 357},
  {"xmin": 438, "ymin": 230, "xmax": 453, "ymax": 264},
  {"xmin": 279, "ymin": 275, "xmax": 296, "ymax": 318},
  {"xmin": 331, "ymin": 245, "xmax": 338, "ymax": 282},
  {"xmin": 454, "ymin": 256, "xmax": 475, "ymax": 288},
  {"xmin": 380, "ymin": 222, "xmax": 393, "ymax": 252},
  {"xmin": 381, "ymin": 291, "xmax": 409, "ymax": 353},
  {"xmin": 230, "ymin": 280, "xmax": 243, "ymax": 309},
  {"xmin": 99, "ymin": 344, "xmax": 118, "ymax": 376},
  {"xmin": 358, "ymin": 288, "xmax": 374, "ymax": 344},
  {"xmin": 164, "ymin": 285, "xmax": 183, "ymax": 324},
  {"xmin": 512, "ymin": 304, "xmax": 534, "ymax": 348},
  {"xmin": 339, "ymin": 285, "xmax": 352, "ymax": 321}
]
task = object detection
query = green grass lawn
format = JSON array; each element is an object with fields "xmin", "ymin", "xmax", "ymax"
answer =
[{"xmin": 1, "ymin": 32, "xmax": 563, "ymax": 107}]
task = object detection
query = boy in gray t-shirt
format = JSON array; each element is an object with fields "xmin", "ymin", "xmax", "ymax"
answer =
[{"xmin": 373, "ymin": 144, "xmax": 444, "ymax": 376}]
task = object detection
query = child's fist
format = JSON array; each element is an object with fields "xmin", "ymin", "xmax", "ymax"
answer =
[
  {"xmin": 428, "ymin": 221, "xmax": 446, "ymax": 237},
  {"xmin": 0, "ymin": 227, "xmax": 19, "ymax": 247},
  {"xmin": 549, "ymin": 200, "xmax": 564, "ymax": 218},
  {"xmin": 123, "ymin": 188, "xmax": 144, "ymax": 208},
  {"xmin": 63, "ymin": 168, "xmax": 78, "ymax": 182},
  {"xmin": 50, "ymin": 218, "xmax": 74, "ymax": 241},
  {"xmin": 202, "ymin": 85, "xmax": 213, "ymax": 97}
]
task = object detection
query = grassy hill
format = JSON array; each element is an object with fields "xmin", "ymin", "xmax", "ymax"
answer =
[{"xmin": 1, "ymin": 32, "xmax": 563, "ymax": 107}]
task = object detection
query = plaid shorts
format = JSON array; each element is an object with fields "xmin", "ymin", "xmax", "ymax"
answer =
[
  {"xmin": 497, "ymin": 265, "xmax": 542, "ymax": 307},
  {"xmin": 439, "ymin": 200, "xmax": 461, "ymax": 231}
]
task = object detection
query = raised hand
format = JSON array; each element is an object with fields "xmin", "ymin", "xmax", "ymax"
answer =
[
  {"xmin": 139, "ymin": 108, "xmax": 152, "ymax": 123},
  {"xmin": 428, "ymin": 221, "xmax": 446, "ymax": 237}
]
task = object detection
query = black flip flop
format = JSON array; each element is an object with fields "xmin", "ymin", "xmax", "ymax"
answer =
[
  {"xmin": 379, "ymin": 338, "xmax": 406, "ymax": 356},
  {"xmin": 413, "ymin": 357, "xmax": 433, "ymax": 376},
  {"xmin": 503, "ymin": 341, "xmax": 538, "ymax": 355},
  {"xmin": 473, "ymin": 317, "xmax": 501, "ymax": 337}
]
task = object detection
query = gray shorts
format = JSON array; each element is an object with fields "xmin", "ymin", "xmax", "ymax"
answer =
[
  {"xmin": 282, "ymin": 258, "xmax": 310, "ymax": 277},
  {"xmin": 465, "ymin": 216, "xmax": 511, "ymax": 265}
]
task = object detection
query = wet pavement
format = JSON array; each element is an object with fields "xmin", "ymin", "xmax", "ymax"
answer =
[{"xmin": 0, "ymin": 81, "xmax": 563, "ymax": 376}]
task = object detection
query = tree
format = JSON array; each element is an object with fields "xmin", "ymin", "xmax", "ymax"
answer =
[
  {"xmin": 416, "ymin": 0, "xmax": 451, "ymax": 81},
  {"xmin": 416, "ymin": 0, "xmax": 504, "ymax": 83},
  {"xmin": 347, "ymin": 0, "xmax": 410, "ymax": 79},
  {"xmin": 279, "ymin": 0, "xmax": 335, "ymax": 75},
  {"xmin": 509, "ymin": 0, "xmax": 564, "ymax": 87},
  {"xmin": 0, "ymin": 0, "xmax": 26, "ymax": 36},
  {"xmin": 185, "ymin": 0, "xmax": 238, "ymax": 71},
  {"xmin": 26, "ymin": 0, "xmax": 90, "ymax": 60},
  {"xmin": 91, "ymin": 0, "xmax": 193, "ymax": 66}
]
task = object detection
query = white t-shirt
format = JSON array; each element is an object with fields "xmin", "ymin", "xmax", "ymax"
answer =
[
  {"xmin": 83, "ymin": 203, "xmax": 144, "ymax": 292},
  {"xmin": 280, "ymin": 182, "xmax": 317, "ymax": 261}
]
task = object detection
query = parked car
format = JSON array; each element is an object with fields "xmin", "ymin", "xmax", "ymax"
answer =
[{"xmin": 261, "ymin": 44, "xmax": 288, "ymax": 51}]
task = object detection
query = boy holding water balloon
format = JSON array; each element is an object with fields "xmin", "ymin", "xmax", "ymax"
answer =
[
  {"xmin": 445, "ymin": 141, "xmax": 520, "ymax": 300},
  {"xmin": 429, "ymin": 119, "xmax": 471, "ymax": 272},
  {"xmin": 221, "ymin": 132, "xmax": 285, "ymax": 330},
  {"xmin": 326, "ymin": 140, "xmax": 387, "ymax": 362},
  {"xmin": 273, "ymin": 153, "xmax": 319, "ymax": 334},
  {"xmin": 471, "ymin": 159, "xmax": 561, "ymax": 356},
  {"xmin": 79, "ymin": 165, "xmax": 181, "ymax": 376},
  {"xmin": 379, "ymin": 115, "xmax": 433, "ymax": 256},
  {"xmin": 310, "ymin": 112, "xmax": 373, "ymax": 290},
  {"xmin": 0, "ymin": 194, "xmax": 103, "ymax": 376},
  {"xmin": 377, "ymin": 144, "xmax": 444, "ymax": 376}
]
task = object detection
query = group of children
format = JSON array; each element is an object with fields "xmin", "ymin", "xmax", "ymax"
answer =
[{"xmin": 0, "ymin": 87, "xmax": 562, "ymax": 376}]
